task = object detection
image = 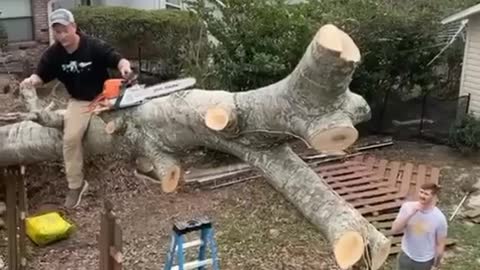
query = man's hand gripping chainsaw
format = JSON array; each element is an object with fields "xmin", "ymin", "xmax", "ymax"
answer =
[{"xmin": 86, "ymin": 74, "xmax": 196, "ymax": 114}]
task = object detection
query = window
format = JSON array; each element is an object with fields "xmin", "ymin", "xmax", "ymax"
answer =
[
  {"xmin": 0, "ymin": 0, "xmax": 33, "ymax": 42},
  {"xmin": 165, "ymin": 0, "xmax": 182, "ymax": 9}
]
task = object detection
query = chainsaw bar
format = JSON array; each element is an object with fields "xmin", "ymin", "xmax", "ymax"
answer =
[{"xmin": 107, "ymin": 77, "xmax": 196, "ymax": 110}]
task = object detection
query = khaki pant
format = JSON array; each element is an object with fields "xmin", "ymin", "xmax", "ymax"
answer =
[{"xmin": 63, "ymin": 99, "xmax": 92, "ymax": 189}]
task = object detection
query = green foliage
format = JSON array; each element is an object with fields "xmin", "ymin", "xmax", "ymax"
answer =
[
  {"xmin": 0, "ymin": 22, "xmax": 7, "ymax": 50},
  {"xmin": 188, "ymin": 0, "xmax": 478, "ymax": 95},
  {"xmin": 71, "ymin": 6, "xmax": 208, "ymax": 80},
  {"xmin": 448, "ymin": 114, "xmax": 480, "ymax": 153},
  {"xmin": 187, "ymin": 0, "xmax": 316, "ymax": 91}
]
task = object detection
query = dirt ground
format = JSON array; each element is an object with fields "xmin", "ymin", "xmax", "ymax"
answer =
[{"xmin": 2, "ymin": 84, "xmax": 480, "ymax": 270}]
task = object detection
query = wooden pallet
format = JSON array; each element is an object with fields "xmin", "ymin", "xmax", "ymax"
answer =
[{"xmin": 316, "ymin": 154, "xmax": 451, "ymax": 255}]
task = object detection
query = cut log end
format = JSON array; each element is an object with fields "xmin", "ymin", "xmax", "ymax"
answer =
[
  {"xmin": 161, "ymin": 165, "xmax": 182, "ymax": 193},
  {"xmin": 105, "ymin": 118, "xmax": 126, "ymax": 135},
  {"xmin": 105, "ymin": 121, "xmax": 116, "ymax": 135},
  {"xmin": 134, "ymin": 157, "xmax": 182, "ymax": 193},
  {"xmin": 205, "ymin": 106, "xmax": 237, "ymax": 131},
  {"xmin": 315, "ymin": 24, "xmax": 360, "ymax": 63},
  {"xmin": 309, "ymin": 126, "xmax": 358, "ymax": 152},
  {"xmin": 334, "ymin": 231, "xmax": 365, "ymax": 269}
]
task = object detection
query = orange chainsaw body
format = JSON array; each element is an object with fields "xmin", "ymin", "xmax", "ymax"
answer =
[
  {"xmin": 102, "ymin": 78, "xmax": 125, "ymax": 99},
  {"xmin": 86, "ymin": 78, "xmax": 127, "ymax": 113}
]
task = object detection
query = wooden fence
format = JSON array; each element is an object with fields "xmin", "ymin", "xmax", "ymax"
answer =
[
  {"xmin": 99, "ymin": 200, "xmax": 123, "ymax": 270},
  {"xmin": 1, "ymin": 166, "xmax": 28, "ymax": 270},
  {"xmin": 1, "ymin": 166, "xmax": 124, "ymax": 270}
]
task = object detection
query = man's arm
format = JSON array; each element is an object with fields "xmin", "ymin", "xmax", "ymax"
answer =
[
  {"xmin": 432, "ymin": 216, "xmax": 448, "ymax": 269},
  {"xmin": 20, "ymin": 47, "xmax": 56, "ymax": 89},
  {"xmin": 20, "ymin": 74, "xmax": 44, "ymax": 89},
  {"xmin": 391, "ymin": 202, "xmax": 419, "ymax": 234}
]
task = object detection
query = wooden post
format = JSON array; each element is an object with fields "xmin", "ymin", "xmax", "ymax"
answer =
[
  {"xmin": 419, "ymin": 94, "xmax": 427, "ymax": 134},
  {"xmin": 1, "ymin": 166, "xmax": 28, "ymax": 270},
  {"xmin": 18, "ymin": 166, "xmax": 27, "ymax": 270},
  {"xmin": 4, "ymin": 167, "xmax": 18, "ymax": 270},
  {"xmin": 99, "ymin": 200, "xmax": 123, "ymax": 270}
]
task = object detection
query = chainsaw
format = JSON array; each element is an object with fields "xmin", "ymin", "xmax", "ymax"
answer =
[{"xmin": 86, "ymin": 74, "xmax": 196, "ymax": 113}]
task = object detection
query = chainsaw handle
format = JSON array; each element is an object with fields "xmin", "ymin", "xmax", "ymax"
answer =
[{"xmin": 124, "ymin": 71, "xmax": 138, "ymax": 84}]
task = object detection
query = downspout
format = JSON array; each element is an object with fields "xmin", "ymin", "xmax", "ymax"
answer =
[
  {"xmin": 29, "ymin": 0, "xmax": 35, "ymax": 42},
  {"xmin": 47, "ymin": 0, "xmax": 57, "ymax": 45}
]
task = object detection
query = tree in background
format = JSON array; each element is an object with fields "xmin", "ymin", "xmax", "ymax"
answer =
[{"xmin": 187, "ymin": 0, "xmax": 478, "ymax": 100}]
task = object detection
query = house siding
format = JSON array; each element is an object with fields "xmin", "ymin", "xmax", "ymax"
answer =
[{"xmin": 460, "ymin": 14, "xmax": 480, "ymax": 116}]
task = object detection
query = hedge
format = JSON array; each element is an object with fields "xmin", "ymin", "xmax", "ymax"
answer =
[
  {"xmin": 71, "ymin": 6, "xmax": 208, "ymax": 80},
  {"xmin": 449, "ymin": 113, "xmax": 480, "ymax": 154},
  {"xmin": 0, "ymin": 22, "xmax": 7, "ymax": 50}
]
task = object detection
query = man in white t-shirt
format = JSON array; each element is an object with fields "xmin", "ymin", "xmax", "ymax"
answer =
[{"xmin": 391, "ymin": 183, "xmax": 448, "ymax": 270}]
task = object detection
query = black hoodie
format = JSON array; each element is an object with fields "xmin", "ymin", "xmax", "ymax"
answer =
[{"xmin": 36, "ymin": 32, "xmax": 123, "ymax": 101}]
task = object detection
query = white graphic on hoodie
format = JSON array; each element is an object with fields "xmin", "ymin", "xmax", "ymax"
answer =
[{"xmin": 62, "ymin": 61, "xmax": 92, "ymax": 73}]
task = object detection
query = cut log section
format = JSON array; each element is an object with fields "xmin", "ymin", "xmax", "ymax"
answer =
[
  {"xmin": 0, "ymin": 24, "xmax": 385, "ymax": 269},
  {"xmin": 308, "ymin": 125, "xmax": 359, "ymax": 152},
  {"xmin": 134, "ymin": 156, "xmax": 183, "ymax": 193},
  {"xmin": 204, "ymin": 106, "xmax": 237, "ymax": 131}
]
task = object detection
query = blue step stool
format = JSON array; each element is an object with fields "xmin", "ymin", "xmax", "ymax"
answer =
[{"xmin": 164, "ymin": 216, "xmax": 220, "ymax": 270}]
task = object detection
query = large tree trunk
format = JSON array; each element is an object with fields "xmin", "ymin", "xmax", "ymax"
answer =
[{"xmin": 0, "ymin": 24, "xmax": 390, "ymax": 269}]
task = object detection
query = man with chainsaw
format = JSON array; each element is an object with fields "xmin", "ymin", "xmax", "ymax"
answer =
[{"xmin": 19, "ymin": 8, "xmax": 132, "ymax": 208}]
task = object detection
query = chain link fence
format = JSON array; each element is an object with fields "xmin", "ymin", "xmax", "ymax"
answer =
[{"xmin": 359, "ymin": 91, "xmax": 471, "ymax": 144}]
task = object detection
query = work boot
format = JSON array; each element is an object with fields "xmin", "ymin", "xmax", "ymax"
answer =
[{"xmin": 64, "ymin": 180, "xmax": 89, "ymax": 209}]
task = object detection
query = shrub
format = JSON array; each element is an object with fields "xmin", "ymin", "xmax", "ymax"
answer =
[
  {"xmin": 71, "ymin": 6, "xmax": 209, "ymax": 81},
  {"xmin": 188, "ymin": 0, "xmax": 477, "ymax": 95},
  {"xmin": 448, "ymin": 114, "xmax": 480, "ymax": 153}
]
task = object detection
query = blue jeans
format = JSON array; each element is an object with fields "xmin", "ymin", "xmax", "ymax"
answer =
[{"xmin": 397, "ymin": 251, "xmax": 434, "ymax": 270}]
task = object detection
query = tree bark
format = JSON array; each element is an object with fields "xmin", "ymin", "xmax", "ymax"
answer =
[{"xmin": 0, "ymin": 24, "xmax": 390, "ymax": 269}]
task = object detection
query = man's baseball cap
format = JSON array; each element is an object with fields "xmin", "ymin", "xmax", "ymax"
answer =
[{"xmin": 49, "ymin": 8, "xmax": 75, "ymax": 27}]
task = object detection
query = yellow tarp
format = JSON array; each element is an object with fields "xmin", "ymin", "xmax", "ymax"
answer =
[{"xmin": 25, "ymin": 212, "xmax": 74, "ymax": 246}]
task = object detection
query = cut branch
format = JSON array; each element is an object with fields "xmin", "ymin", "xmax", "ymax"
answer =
[
  {"xmin": 0, "ymin": 24, "xmax": 388, "ymax": 269},
  {"xmin": 207, "ymin": 142, "xmax": 390, "ymax": 269},
  {"xmin": 135, "ymin": 139, "xmax": 183, "ymax": 193}
]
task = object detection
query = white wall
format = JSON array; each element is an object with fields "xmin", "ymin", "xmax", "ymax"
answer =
[{"xmin": 460, "ymin": 14, "xmax": 480, "ymax": 116}]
